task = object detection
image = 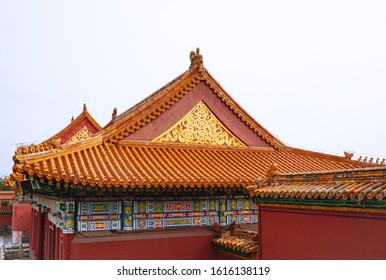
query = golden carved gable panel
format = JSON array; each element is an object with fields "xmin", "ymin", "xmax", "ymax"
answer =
[
  {"xmin": 66, "ymin": 126, "xmax": 93, "ymax": 145},
  {"xmin": 152, "ymin": 101, "xmax": 246, "ymax": 147}
]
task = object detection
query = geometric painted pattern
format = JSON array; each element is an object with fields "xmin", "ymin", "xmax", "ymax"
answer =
[
  {"xmin": 133, "ymin": 211, "xmax": 218, "ymax": 219},
  {"xmin": 226, "ymin": 215, "xmax": 258, "ymax": 225},
  {"xmin": 122, "ymin": 201, "xmax": 134, "ymax": 230},
  {"xmin": 219, "ymin": 199, "xmax": 258, "ymax": 226},
  {"xmin": 133, "ymin": 200, "xmax": 218, "ymax": 214},
  {"xmin": 76, "ymin": 201, "xmax": 122, "ymax": 232},
  {"xmin": 226, "ymin": 199, "xmax": 254, "ymax": 211},
  {"xmin": 78, "ymin": 214, "xmax": 121, "ymax": 221},
  {"xmin": 77, "ymin": 201, "xmax": 122, "ymax": 215},
  {"xmin": 77, "ymin": 220, "xmax": 121, "ymax": 232},
  {"xmin": 74, "ymin": 198, "xmax": 254, "ymax": 232},
  {"xmin": 129, "ymin": 200, "xmax": 220, "ymax": 230},
  {"xmin": 133, "ymin": 216, "xmax": 219, "ymax": 230}
]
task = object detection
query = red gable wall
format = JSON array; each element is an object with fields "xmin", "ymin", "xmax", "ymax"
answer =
[
  {"xmin": 61, "ymin": 119, "xmax": 100, "ymax": 144},
  {"xmin": 259, "ymin": 207, "xmax": 386, "ymax": 260},
  {"xmin": 124, "ymin": 82, "xmax": 271, "ymax": 147}
]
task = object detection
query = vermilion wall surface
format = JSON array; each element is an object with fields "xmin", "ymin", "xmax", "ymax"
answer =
[
  {"xmin": 0, "ymin": 215, "xmax": 12, "ymax": 226},
  {"xmin": 12, "ymin": 201, "xmax": 32, "ymax": 231},
  {"xmin": 259, "ymin": 207, "xmax": 386, "ymax": 260},
  {"xmin": 125, "ymin": 82, "xmax": 270, "ymax": 147},
  {"xmin": 69, "ymin": 227, "xmax": 220, "ymax": 260}
]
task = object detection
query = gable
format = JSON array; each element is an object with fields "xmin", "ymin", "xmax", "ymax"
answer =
[
  {"xmin": 58, "ymin": 117, "xmax": 100, "ymax": 145},
  {"xmin": 42, "ymin": 104, "xmax": 102, "ymax": 146},
  {"xmin": 122, "ymin": 81, "xmax": 271, "ymax": 147},
  {"xmin": 100, "ymin": 50, "xmax": 284, "ymax": 149},
  {"xmin": 64, "ymin": 125, "xmax": 94, "ymax": 145},
  {"xmin": 151, "ymin": 100, "xmax": 246, "ymax": 147}
]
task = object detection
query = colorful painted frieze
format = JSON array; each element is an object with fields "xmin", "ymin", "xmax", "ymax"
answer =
[
  {"xmin": 33, "ymin": 195, "xmax": 57, "ymax": 211},
  {"xmin": 77, "ymin": 220, "xmax": 121, "ymax": 232},
  {"xmin": 133, "ymin": 200, "xmax": 218, "ymax": 214},
  {"xmin": 122, "ymin": 201, "xmax": 134, "ymax": 230},
  {"xmin": 78, "ymin": 214, "xmax": 121, "ymax": 221},
  {"xmin": 226, "ymin": 198, "xmax": 253, "ymax": 211},
  {"xmin": 133, "ymin": 211, "xmax": 218, "ymax": 219},
  {"xmin": 63, "ymin": 212, "xmax": 75, "ymax": 233},
  {"xmin": 77, "ymin": 201, "xmax": 122, "ymax": 215},
  {"xmin": 133, "ymin": 215, "xmax": 218, "ymax": 230},
  {"xmin": 77, "ymin": 201, "xmax": 122, "ymax": 232},
  {"xmin": 225, "ymin": 210, "xmax": 258, "ymax": 216},
  {"xmin": 226, "ymin": 214, "xmax": 258, "ymax": 225}
]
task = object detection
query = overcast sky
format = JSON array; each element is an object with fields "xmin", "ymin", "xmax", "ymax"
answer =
[{"xmin": 1, "ymin": 1, "xmax": 385, "ymax": 176}]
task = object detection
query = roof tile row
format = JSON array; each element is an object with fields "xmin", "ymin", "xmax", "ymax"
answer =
[{"xmin": 13, "ymin": 141, "xmax": 377, "ymax": 189}]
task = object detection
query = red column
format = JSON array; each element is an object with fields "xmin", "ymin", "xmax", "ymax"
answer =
[
  {"xmin": 258, "ymin": 206, "xmax": 262, "ymax": 260},
  {"xmin": 29, "ymin": 208, "xmax": 36, "ymax": 258},
  {"xmin": 43, "ymin": 211, "xmax": 50, "ymax": 260},
  {"xmin": 61, "ymin": 233, "xmax": 73, "ymax": 260},
  {"xmin": 35, "ymin": 206, "xmax": 44, "ymax": 260},
  {"xmin": 55, "ymin": 227, "xmax": 60, "ymax": 260}
]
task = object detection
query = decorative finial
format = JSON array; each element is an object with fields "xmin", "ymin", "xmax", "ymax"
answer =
[
  {"xmin": 71, "ymin": 116, "xmax": 74, "ymax": 122},
  {"xmin": 344, "ymin": 151, "xmax": 354, "ymax": 160},
  {"xmin": 83, "ymin": 103, "xmax": 87, "ymax": 112},
  {"xmin": 112, "ymin": 107, "xmax": 117, "ymax": 121},
  {"xmin": 265, "ymin": 163, "xmax": 278, "ymax": 181},
  {"xmin": 51, "ymin": 138, "xmax": 62, "ymax": 149},
  {"xmin": 189, "ymin": 47, "xmax": 203, "ymax": 68}
]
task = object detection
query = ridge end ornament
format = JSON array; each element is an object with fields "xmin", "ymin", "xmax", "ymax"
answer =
[{"xmin": 190, "ymin": 48, "xmax": 203, "ymax": 69}]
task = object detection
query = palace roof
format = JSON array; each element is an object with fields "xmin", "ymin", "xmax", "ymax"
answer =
[
  {"xmin": 13, "ymin": 142, "xmax": 378, "ymax": 189},
  {"xmin": 247, "ymin": 167, "xmax": 386, "ymax": 209},
  {"xmin": 11, "ymin": 49, "xmax": 384, "ymax": 189},
  {"xmin": 20, "ymin": 104, "xmax": 102, "ymax": 154},
  {"xmin": 0, "ymin": 191, "xmax": 15, "ymax": 201}
]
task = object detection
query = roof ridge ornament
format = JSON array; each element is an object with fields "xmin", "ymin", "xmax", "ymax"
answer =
[
  {"xmin": 189, "ymin": 47, "xmax": 203, "ymax": 69},
  {"xmin": 265, "ymin": 163, "xmax": 279, "ymax": 182},
  {"xmin": 112, "ymin": 107, "xmax": 117, "ymax": 122},
  {"xmin": 83, "ymin": 103, "xmax": 87, "ymax": 112},
  {"xmin": 344, "ymin": 151, "xmax": 354, "ymax": 160}
]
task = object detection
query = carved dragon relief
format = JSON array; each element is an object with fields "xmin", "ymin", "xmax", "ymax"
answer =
[{"xmin": 151, "ymin": 101, "xmax": 246, "ymax": 147}]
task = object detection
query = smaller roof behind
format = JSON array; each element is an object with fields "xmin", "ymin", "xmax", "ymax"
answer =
[
  {"xmin": 42, "ymin": 103, "xmax": 102, "ymax": 146},
  {"xmin": 247, "ymin": 167, "xmax": 386, "ymax": 209},
  {"xmin": 0, "ymin": 191, "xmax": 15, "ymax": 201}
]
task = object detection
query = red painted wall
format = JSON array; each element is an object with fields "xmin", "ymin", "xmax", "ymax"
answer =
[
  {"xmin": 259, "ymin": 207, "xmax": 386, "ymax": 260},
  {"xmin": 125, "ymin": 82, "xmax": 270, "ymax": 147},
  {"xmin": 12, "ymin": 201, "xmax": 32, "ymax": 231},
  {"xmin": 69, "ymin": 227, "xmax": 220, "ymax": 260},
  {"xmin": 0, "ymin": 215, "xmax": 12, "ymax": 226}
]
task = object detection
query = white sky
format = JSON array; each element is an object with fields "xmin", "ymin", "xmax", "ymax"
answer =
[{"xmin": 0, "ymin": 0, "xmax": 385, "ymax": 176}]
